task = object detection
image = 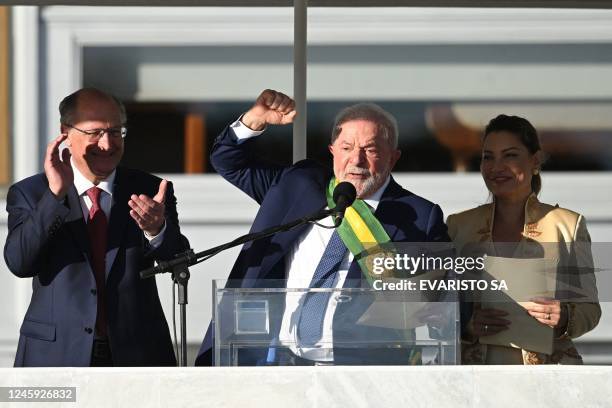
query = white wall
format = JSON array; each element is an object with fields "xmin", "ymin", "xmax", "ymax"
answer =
[{"xmin": 82, "ymin": 43, "xmax": 612, "ymax": 102}]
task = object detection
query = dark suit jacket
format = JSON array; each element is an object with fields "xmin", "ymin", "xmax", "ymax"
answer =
[
  {"xmin": 4, "ymin": 167, "xmax": 190, "ymax": 367},
  {"xmin": 195, "ymin": 127, "xmax": 452, "ymax": 366}
]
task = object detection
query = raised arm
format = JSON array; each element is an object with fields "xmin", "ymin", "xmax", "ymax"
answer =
[
  {"xmin": 4, "ymin": 135, "xmax": 74, "ymax": 278},
  {"xmin": 211, "ymin": 89, "xmax": 297, "ymax": 204}
]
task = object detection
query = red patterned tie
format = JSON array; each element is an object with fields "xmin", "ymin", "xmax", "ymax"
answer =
[{"xmin": 86, "ymin": 187, "xmax": 108, "ymax": 338}]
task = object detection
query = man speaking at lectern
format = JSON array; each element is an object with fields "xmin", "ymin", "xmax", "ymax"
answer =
[{"xmin": 196, "ymin": 89, "xmax": 451, "ymax": 366}]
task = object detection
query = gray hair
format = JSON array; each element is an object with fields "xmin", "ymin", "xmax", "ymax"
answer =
[
  {"xmin": 331, "ymin": 103, "xmax": 398, "ymax": 148},
  {"xmin": 59, "ymin": 87, "xmax": 127, "ymax": 126}
]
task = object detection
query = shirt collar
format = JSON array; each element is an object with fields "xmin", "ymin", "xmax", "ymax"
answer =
[
  {"xmin": 361, "ymin": 176, "xmax": 391, "ymax": 211},
  {"xmin": 71, "ymin": 158, "xmax": 116, "ymax": 197}
]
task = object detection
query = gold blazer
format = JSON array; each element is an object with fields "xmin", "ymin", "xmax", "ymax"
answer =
[{"xmin": 447, "ymin": 194, "xmax": 601, "ymax": 364}]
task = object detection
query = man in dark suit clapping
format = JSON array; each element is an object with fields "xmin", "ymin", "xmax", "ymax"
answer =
[{"xmin": 4, "ymin": 88, "xmax": 189, "ymax": 367}]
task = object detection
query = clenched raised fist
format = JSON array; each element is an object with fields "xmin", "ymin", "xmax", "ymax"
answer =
[{"xmin": 241, "ymin": 89, "xmax": 297, "ymax": 131}]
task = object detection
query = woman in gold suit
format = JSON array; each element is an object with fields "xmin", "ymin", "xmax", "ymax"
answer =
[{"xmin": 447, "ymin": 114, "xmax": 600, "ymax": 364}]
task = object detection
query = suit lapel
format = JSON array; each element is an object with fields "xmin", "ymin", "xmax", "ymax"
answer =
[
  {"xmin": 374, "ymin": 176, "xmax": 406, "ymax": 241},
  {"xmin": 65, "ymin": 185, "xmax": 91, "ymax": 257},
  {"xmin": 106, "ymin": 168, "xmax": 130, "ymax": 279},
  {"xmin": 344, "ymin": 176, "xmax": 407, "ymax": 284}
]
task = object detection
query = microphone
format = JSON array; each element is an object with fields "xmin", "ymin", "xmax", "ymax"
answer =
[{"xmin": 332, "ymin": 182, "xmax": 357, "ymax": 225}]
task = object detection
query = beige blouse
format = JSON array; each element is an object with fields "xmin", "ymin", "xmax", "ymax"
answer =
[{"xmin": 447, "ymin": 194, "xmax": 601, "ymax": 364}]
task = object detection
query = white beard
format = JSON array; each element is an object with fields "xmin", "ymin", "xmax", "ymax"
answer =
[{"xmin": 339, "ymin": 165, "xmax": 389, "ymax": 199}]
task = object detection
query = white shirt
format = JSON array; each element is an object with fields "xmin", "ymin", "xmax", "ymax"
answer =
[
  {"xmin": 230, "ymin": 118, "xmax": 390, "ymax": 361},
  {"xmin": 71, "ymin": 160, "xmax": 166, "ymax": 275},
  {"xmin": 72, "ymin": 159, "xmax": 116, "ymax": 221}
]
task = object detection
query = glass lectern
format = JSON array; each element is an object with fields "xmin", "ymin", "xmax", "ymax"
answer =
[{"xmin": 213, "ymin": 280, "xmax": 459, "ymax": 366}]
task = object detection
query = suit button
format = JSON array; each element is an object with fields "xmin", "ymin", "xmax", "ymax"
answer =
[
  {"xmin": 84, "ymin": 327, "xmax": 93, "ymax": 334},
  {"xmin": 90, "ymin": 289, "xmax": 97, "ymax": 295}
]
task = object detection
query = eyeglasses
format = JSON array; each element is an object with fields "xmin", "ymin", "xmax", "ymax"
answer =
[{"xmin": 64, "ymin": 124, "xmax": 127, "ymax": 141}]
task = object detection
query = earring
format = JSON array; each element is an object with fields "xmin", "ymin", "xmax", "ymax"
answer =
[{"xmin": 533, "ymin": 168, "xmax": 540, "ymax": 175}]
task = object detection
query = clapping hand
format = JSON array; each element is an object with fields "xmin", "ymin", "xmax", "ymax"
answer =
[
  {"xmin": 128, "ymin": 179, "xmax": 168, "ymax": 236},
  {"xmin": 241, "ymin": 89, "xmax": 297, "ymax": 131},
  {"xmin": 44, "ymin": 134, "xmax": 74, "ymax": 200}
]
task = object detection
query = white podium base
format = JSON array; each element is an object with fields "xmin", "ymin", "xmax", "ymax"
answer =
[{"xmin": 0, "ymin": 366, "xmax": 610, "ymax": 407}]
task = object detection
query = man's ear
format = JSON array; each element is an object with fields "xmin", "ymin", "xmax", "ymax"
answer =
[
  {"xmin": 60, "ymin": 125, "xmax": 71, "ymax": 146},
  {"xmin": 60, "ymin": 125, "xmax": 72, "ymax": 147},
  {"xmin": 390, "ymin": 149, "xmax": 401, "ymax": 169}
]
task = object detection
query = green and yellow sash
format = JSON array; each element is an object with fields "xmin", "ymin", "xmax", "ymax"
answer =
[
  {"xmin": 327, "ymin": 178, "xmax": 423, "ymax": 364},
  {"xmin": 326, "ymin": 177, "xmax": 394, "ymax": 285}
]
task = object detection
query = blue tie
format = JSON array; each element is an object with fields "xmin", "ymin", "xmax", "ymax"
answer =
[{"xmin": 297, "ymin": 230, "xmax": 347, "ymax": 346}]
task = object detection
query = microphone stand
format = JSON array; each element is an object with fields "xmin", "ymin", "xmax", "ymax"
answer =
[{"xmin": 140, "ymin": 206, "xmax": 342, "ymax": 367}]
